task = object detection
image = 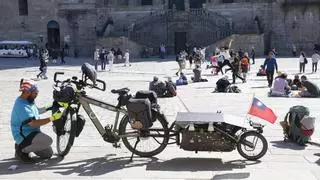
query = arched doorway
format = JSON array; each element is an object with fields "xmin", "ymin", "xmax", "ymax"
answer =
[{"xmin": 47, "ymin": 20, "xmax": 60, "ymax": 50}]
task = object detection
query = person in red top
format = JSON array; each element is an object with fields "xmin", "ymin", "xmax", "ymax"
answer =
[{"xmin": 241, "ymin": 52, "xmax": 250, "ymax": 82}]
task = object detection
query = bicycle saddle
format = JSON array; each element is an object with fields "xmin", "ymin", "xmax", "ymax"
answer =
[{"xmin": 111, "ymin": 88, "xmax": 130, "ymax": 95}]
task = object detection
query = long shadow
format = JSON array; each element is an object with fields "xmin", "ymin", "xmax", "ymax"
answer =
[
  {"xmin": 212, "ymin": 172, "xmax": 250, "ymax": 180},
  {"xmin": 146, "ymin": 158, "xmax": 260, "ymax": 172},
  {"xmin": 0, "ymin": 155, "xmax": 259, "ymax": 177},
  {"xmin": 314, "ymin": 153, "xmax": 320, "ymax": 166},
  {"xmin": 0, "ymin": 154, "xmax": 156, "ymax": 176},
  {"xmin": 270, "ymin": 140, "xmax": 306, "ymax": 150},
  {"xmin": 251, "ymin": 86, "xmax": 269, "ymax": 89}
]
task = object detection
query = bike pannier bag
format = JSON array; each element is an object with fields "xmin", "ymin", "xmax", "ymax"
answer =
[
  {"xmin": 135, "ymin": 90, "xmax": 158, "ymax": 105},
  {"xmin": 126, "ymin": 98, "xmax": 153, "ymax": 129}
]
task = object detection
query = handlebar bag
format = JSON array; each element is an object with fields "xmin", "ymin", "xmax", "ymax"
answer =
[
  {"xmin": 126, "ymin": 98, "xmax": 153, "ymax": 130},
  {"xmin": 53, "ymin": 85, "xmax": 75, "ymax": 103}
]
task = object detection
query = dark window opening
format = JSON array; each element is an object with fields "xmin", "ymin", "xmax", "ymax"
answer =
[
  {"xmin": 141, "ymin": 0, "xmax": 153, "ymax": 5},
  {"xmin": 189, "ymin": 0, "xmax": 204, "ymax": 9},
  {"xmin": 19, "ymin": 0, "xmax": 28, "ymax": 16},
  {"xmin": 222, "ymin": 0, "xmax": 234, "ymax": 3}
]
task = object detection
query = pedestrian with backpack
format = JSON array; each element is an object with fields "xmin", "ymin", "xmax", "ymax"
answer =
[{"xmin": 299, "ymin": 51, "xmax": 307, "ymax": 74}]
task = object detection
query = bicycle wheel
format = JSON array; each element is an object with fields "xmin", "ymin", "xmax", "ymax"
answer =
[
  {"xmin": 119, "ymin": 111, "xmax": 169, "ymax": 157},
  {"xmin": 56, "ymin": 108, "xmax": 77, "ymax": 156},
  {"xmin": 237, "ymin": 131, "xmax": 268, "ymax": 160}
]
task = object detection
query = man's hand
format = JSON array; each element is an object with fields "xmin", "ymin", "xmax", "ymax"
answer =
[
  {"xmin": 38, "ymin": 104, "xmax": 53, "ymax": 114},
  {"xmin": 50, "ymin": 110, "xmax": 63, "ymax": 122}
]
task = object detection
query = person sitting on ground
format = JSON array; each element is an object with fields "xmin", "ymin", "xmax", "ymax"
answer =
[
  {"xmin": 290, "ymin": 75, "xmax": 302, "ymax": 90},
  {"xmin": 298, "ymin": 75, "xmax": 320, "ymax": 97},
  {"xmin": 215, "ymin": 75, "xmax": 231, "ymax": 92},
  {"xmin": 191, "ymin": 64, "xmax": 208, "ymax": 82},
  {"xmin": 270, "ymin": 72, "xmax": 291, "ymax": 96},
  {"xmin": 176, "ymin": 72, "xmax": 188, "ymax": 85},
  {"xmin": 149, "ymin": 76, "xmax": 166, "ymax": 97},
  {"xmin": 164, "ymin": 77, "xmax": 177, "ymax": 97},
  {"xmin": 257, "ymin": 65, "xmax": 267, "ymax": 76}
]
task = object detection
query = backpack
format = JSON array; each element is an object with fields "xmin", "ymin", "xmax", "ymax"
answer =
[
  {"xmin": 283, "ymin": 106, "xmax": 315, "ymax": 145},
  {"xmin": 241, "ymin": 57, "xmax": 249, "ymax": 67}
]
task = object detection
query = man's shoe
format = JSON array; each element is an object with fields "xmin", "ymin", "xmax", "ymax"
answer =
[{"xmin": 15, "ymin": 149, "xmax": 34, "ymax": 164}]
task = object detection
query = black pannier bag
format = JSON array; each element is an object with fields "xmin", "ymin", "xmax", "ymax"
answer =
[
  {"xmin": 126, "ymin": 98, "xmax": 153, "ymax": 130},
  {"xmin": 135, "ymin": 90, "xmax": 158, "ymax": 105},
  {"xmin": 135, "ymin": 90, "xmax": 159, "ymax": 122}
]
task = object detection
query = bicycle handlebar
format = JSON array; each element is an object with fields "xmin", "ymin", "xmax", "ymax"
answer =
[
  {"xmin": 53, "ymin": 72, "xmax": 106, "ymax": 92},
  {"xmin": 54, "ymin": 72, "xmax": 64, "ymax": 83}
]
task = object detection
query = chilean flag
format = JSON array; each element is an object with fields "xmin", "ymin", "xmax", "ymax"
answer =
[{"xmin": 248, "ymin": 97, "xmax": 277, "ymax": 124}]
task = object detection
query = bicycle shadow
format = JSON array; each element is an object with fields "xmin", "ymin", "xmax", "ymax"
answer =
[
  {"xmin": 146, "ymin": 158, "xmax": 260, "ymax": 172},
  {"xmin": 0, "ymin": 154, "xmax": 156, "ymax": 176}
]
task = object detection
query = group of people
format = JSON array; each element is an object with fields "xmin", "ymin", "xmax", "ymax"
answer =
[
  {"xmin": 298, "ymin": 51, "xmax": 320, "ymax": 74},
  {"xmin": 94, "ymin": 47, "xmax": 130, "ymax": 71},
  {"xmin": 149, "ymin": 76, "xmax": 177, "ymax": 97},
  {"xmin": 270, "ymin": 72, "xmax": 320, "ymax": 98}
]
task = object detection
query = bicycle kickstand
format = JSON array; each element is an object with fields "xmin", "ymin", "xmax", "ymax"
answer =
[{"xmin": 129, "ymin": 137, "xmax": 140, "ymax": 162}]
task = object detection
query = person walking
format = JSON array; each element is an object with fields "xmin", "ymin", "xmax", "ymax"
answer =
[
  {"xmin": 93, "ymin": 48, "xmax": 100, "ymax": 71},
  {"xmin": 36, "ymin": 49, "xmax": 49, "ymax": 79},
  {"xmin": 311, "ymin": 51, "xmax": 320, "ymax": 73},
  {"xmin": 263, "ymin": 51, "xmax": 278, "ymax": 87},
  {"xmin": 251, "ymin": 47, "xmax": 255, "ymax": 64},
  {"xmin": 107, "ymin": 50, "xmax": 115, "ymax": 71},
  {"xmin": 240, "ymin": 52, "xmax": 250, "ymax": 82},
  {"xmin": 123, "ymin": 49, "xmax": 131, "ymax": 67},
  {"xmin": 60, "ymin": 48, "xmax": 66, "ymax": 64},
  {"xmin": 231, "ymin": 54, "xmax": 245, "ymax": 84},
  {"xmin": 299, "ymin": 51, "xmax": 307, "ymax": 74}
]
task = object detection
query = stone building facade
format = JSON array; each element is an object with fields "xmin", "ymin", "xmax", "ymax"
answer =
[{"xmin": 0, "ymin": 0, "xmax": 319, "ymax": 57}]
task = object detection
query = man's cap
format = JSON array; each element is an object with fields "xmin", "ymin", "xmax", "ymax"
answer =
[
  {"xmin": 19, "ymin": 80, "xmax": 39, "ymax": 93},
  {"xmin": 153, "ymin": 76, "xmax": 159, "ymax": 81}
]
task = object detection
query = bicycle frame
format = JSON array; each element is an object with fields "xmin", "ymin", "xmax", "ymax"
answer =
[{"xmin": 76, "ymin": 93, "xmax": 128, "ymax": 139}]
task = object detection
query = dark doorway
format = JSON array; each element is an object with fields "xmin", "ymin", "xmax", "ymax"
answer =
[
  {"xmin": 169, "ymin": 0, "xmax": 185, "ymax": 11},
  {"xmin": 47, "ymin": 20, "xmax": 60, "ymax": 50},
  {"xmin": 189, "ymin": 0, "xmax": 204, "ymax": 9},
  {"xmin": 175, "ymin": 32, "xmax": 187, "ymax": 54}
]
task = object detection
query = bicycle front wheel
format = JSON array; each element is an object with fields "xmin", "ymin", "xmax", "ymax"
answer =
[
  {"xmin": 56, "ymin": 108, "xmax": 77, "ymax": 156},
  {"xmin": 119, "ymin": 111, "xmax": 169, "ymax": 157}
]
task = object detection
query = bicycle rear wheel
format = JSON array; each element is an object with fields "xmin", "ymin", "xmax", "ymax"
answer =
[
  {"xmin": 56, "ymin": 108, "xmax": 77, "ymax": 156},
  {"xmin": 119, "ymin": 111, "xmax": 169, "ymax": 157}
]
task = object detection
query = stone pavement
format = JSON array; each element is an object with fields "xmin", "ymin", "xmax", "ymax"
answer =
[{"xmin": 0, "ymin": 57, "xmax": 320, "ymax": 180}]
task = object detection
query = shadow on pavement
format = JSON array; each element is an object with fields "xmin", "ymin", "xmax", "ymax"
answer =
[
  {"xmin": 212, "ymin": 172, "xmax": 250, "ymax": 180},
  {"xmin": 250, "ymin": 86, "xmax": 269, "ymax": 89},
  {"xmin": 270, "ymin": 140, "xmax": 306, "ymax": 150},
  {"xmin": 0, "ymin": 155, "xmax": 259, "ymax": 177},
  {"xmin": 314, "ymin": 153, "xmax": 320, "ymax": 166},
  {"xmin": 146, "ymin": 158, "xmax": 260, "ymax": 172},
  {"xmin": 0, "ymin": 154, "xmax": 156, "ymax": 176}
]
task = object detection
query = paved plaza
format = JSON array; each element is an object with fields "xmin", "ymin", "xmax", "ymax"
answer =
[{"xmin": 0, "ymin": 57, "xmax": 320, "ymax": 180}]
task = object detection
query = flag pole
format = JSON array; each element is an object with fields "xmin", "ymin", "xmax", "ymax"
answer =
[{"xmin": 245, "ymin": 92, "xmax": 255, "ymax": 122}]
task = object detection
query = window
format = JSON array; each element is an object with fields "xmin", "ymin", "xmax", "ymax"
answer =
[
  {"xmin": 222, "ymin": 0, "xmax": 234, "ymax": 3},
  {"xmin": 141, "ymin": 0, "xmax": 153, "ymax": 5},
  {"xmin": 19, "ymin": 0, "xmax": 28, "ymax": 16}
]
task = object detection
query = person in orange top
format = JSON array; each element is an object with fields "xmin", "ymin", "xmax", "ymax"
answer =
[{"xmin": 241, "ymin": 52, "xmax": 250, "ymax": 82}]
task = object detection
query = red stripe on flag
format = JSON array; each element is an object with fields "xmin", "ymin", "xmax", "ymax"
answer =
[{"xmin": 248, "ymin": 106, "xmax": 277, "ymax": 124}]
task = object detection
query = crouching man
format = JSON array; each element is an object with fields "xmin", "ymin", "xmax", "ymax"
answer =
[{"xmin": 11, "ymin": 80, "xmax": 62, "ymax": 163}]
